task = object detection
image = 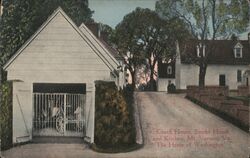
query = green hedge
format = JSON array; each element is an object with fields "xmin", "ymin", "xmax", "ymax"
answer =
[
  {"xmin": 94, "ymin": 81, "xmax": 136, "ymax": 151},
  {"xmin": 0, "ymin": 82, "xmax": 13, "ymax": 150}
]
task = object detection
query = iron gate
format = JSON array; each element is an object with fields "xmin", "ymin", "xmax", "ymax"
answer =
[{"xmin": 33, "ymin": 93, "xmax": 85, "ymax": 137}]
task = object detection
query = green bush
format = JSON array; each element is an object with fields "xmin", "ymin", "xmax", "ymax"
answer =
[
  {"xmin": 167, "ymin": 83, "xmax": 176, "ymax": 93},
  {"xmin": 94, "ymin": 81, "xmax": 135, "ymax": 150},
  {"xmin": 0, "ymin": 82, "xmax": 13, "ymax": 150}
]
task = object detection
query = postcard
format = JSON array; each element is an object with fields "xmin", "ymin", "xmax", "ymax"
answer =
[{"xmin": 0, "ymin": 0, "xmax": 249, "ymax": 158}]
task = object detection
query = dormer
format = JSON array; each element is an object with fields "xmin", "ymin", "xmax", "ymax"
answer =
[
  {"xmin": 196, "ymin": 43, "xmax": 205, "ymax": 57},
  {"xmin": 234, "ymin": 42, "xmax": 243, "ymax": 58}
]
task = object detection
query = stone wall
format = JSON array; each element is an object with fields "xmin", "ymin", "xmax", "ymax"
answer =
[
  {"xmin": 238, "ymin": 85, "xmax": 250, "ymax": 96},
  {"xmin": 187, "ymin": 86, "xmax": 229, "ymax": 102},
  {"xmin": 186, "ymin": 86, "xmax": 249, "ymax": 129},
  {"xmin": 220, "ymin": 100, "xmax": 249, "ymax": 126}
]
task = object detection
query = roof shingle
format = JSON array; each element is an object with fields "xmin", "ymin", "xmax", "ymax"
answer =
[{"xmin": 181, "ymin": 40, "xmax": 250, "ymax": 65}]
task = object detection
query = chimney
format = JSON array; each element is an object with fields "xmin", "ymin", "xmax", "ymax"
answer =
[{"xmin": 85, "ymin": 23, "xmax": 100, "ymax": 38}]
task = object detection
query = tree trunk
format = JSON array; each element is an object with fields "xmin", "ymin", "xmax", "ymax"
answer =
[
  {"xmin": 198, "ymin": 64, "xmax": 207, "ymax": 87},
  {"xmin": 149, "ymin": 65, "xmax": 155, "ymax": 91},
  {"xmin": 148, "ymin": 57, "xmax": 157, "ymax": 91},
  {"xmin": 149, "ymin": 65, "xmax": 154, "ymax": 81},
  {"xmin": 130, "ymin": 70, "xmax": 136, "ymax": 90}
]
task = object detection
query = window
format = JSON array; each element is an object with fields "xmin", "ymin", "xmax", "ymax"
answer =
[
  {"xmin": 234, "ymin": 43, "xmax": 243, "ymax": 58},
  {"xmin": 235, "ymin": 48, "xmax": 242, "ymax": 58},
  {"xmin": 167, "ymin": 66, "xmax": 172, "ymax": 75},
  {"xmin": 219, "ymin": 75, "xmax": 226, "ymax": 86},
  {"xmin": 197, "ymin": 43, "xmax": 205, "ymax": 57},
  {"xmin": 196, "ymin": 45, "xmax": 201, "ymax": 57},
  {"xmin": 237, "ymin": 70, "xmax": 242, "ymax": 82}
]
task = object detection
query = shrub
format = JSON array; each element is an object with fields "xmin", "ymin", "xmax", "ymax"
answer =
[
  {"xmin": 94, "ymin": 81, "xmax": 135, "ymax": 150},
  {"xmin": 122, "ymin": 84, "xmax": 134, "ymax": 107},
  {"xmin": 167, "ymin": 83, "xmax": 176, "ymax": 93},
  {"xmin": 0, "ymin": 82, "xmax": 13, "ymax": 150}
]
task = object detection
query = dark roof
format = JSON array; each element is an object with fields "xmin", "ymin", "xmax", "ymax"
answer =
[
  {"xmin": 99, "ymin": 38, "xmax": 124, "ymax": 61},
  {"xmin": 85, "ymin": 22, "xmax": 124, "ymax": 61},
  {"xmin": 85, "ymin": 22, "xmax": 99, "ymax": 37},
  {"xmin": 101, "ymin": 41, "xmax": 124, "ymax": 61},
  {"xmin": 181, "ymin": 40, "xmax": 250, "ymax": 65}
]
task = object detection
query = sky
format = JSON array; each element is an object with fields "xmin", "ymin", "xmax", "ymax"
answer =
[
  {"xmin": 89, "ymin": 0, "xmax": 249, "ymax": 39},
  {"xmin": 89, "ymin": 0, "xmax": 157, "ymax": 28}
]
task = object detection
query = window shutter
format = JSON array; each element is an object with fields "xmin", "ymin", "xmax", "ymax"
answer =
[{"xmin": 237, "ymin": 70, "xmax": 242, "ymax": 82}]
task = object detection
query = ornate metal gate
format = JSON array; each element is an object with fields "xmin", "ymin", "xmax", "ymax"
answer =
[{"xmin": 33, "ymin": 93, "xmax": 85, "ymax": 137}]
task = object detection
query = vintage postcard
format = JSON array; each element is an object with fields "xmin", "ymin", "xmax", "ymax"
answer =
[{"xmin": 0, "ymin": 0, "xmax": 249, "ymax": 158}]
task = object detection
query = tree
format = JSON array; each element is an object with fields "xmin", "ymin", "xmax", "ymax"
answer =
[
  {"xmin": 0, "ymin": 0, "xmax": 93, "ymax": 82},
  {"xmin": 156, "ymin": 0, "xmax": 249, "ymax": 87},
  {"xmin": 99, "ymin": 23, "xmax": 114, "ymax": 46},
  {"xmin": 114, "ymin": 8, "xmax": 187, "ymax": 90}
]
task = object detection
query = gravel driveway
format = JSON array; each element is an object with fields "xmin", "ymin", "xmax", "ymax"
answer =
[{"xmin": 2, "ymin": 92, "xmax": 249, "ymax": 158}]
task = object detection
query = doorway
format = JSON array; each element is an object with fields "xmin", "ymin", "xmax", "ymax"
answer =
[
  {"xmin": 219, "ymin": 75, "xmax": 226, "ymax": 86},
  {"xmin": 32, "ymin": 83, "xmax": 86, "ymax": 137}
]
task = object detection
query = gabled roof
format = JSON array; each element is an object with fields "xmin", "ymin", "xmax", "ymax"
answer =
[
  {"xmin": 181, "ymin": 40, "xmax": 250, "ymax": 65},
  {"xmin": 3, "ymin": 7, "xmax": 119, "ymax": 71},
  {"xmin": 84, "ymin": 22, "xmax": 124, "ymax": 61},
  {"xmin": 234, "ymin": 42, "xmax": 243, "ymax": 48},
  {"xmin": 78, "ymin": 23, "xmax": 122, "ymax": 64},
  {"xmin": 98, "ymin": 38, "xmax": 124, "ymax": 61}
]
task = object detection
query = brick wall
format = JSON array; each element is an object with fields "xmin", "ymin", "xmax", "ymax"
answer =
[
  {"xmin": 238, "ymin": 85, "xmax": 250, "ymax": 96},
  {"xmin": 186, "ymin": 86, "xmax": 249, "ymax": 128},
  {"xmin": 187, "ymin": 86, "xmax": 228, "ymax": 101}
]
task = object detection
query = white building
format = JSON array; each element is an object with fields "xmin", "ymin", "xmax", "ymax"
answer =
[
  {"xmin": 158, "ymin": 35, "xmax": 250, "ymax": 91},
  {"xmin": 0, "ymin": 0, "xmax": 3, "ymax": 17},
  {"xmin": 3, "ymin": 7, "xmax": 124, "ymax": 144}
]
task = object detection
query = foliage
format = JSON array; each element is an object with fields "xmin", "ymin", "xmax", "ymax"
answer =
[
  {"xmin": 0, "ymin": 0, "xmax": 93, "ymax": 67},
  {"xmin": 167, "ymin": 83, "xmax": 176, "ymax": 93},
  {"xmin": 156, "ymin": 0, "xmax": 249, "ymax": 39},
  {"xmin": 113, "ymin": 7, "xmax": 188, "ymax": 90},
  {"xmin": 122, "ymin": 84, "xmax": 135, "ymax": 109},
  {"xmin": 0, "ymin": 82, "xmax": 12, "ymax": 150},
  {"xmin": 99, "ymin": 23, "xmax": 115, "ymax": 46},
  {"xmin": 94, "ymin": 81, "xmax": 136, "ymax": 150},
  {"xmin": 156, "ymin": 0, "xmax": 249, "ymax": 87}
]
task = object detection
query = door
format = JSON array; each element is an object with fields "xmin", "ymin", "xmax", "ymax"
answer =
[
  {"xmin": 219, "ymin": 75, "xmax": 226, "ymax": 86},
  {"xmin": 33, "ymin": 93, "xmax": 86, "ymax": 137}
]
